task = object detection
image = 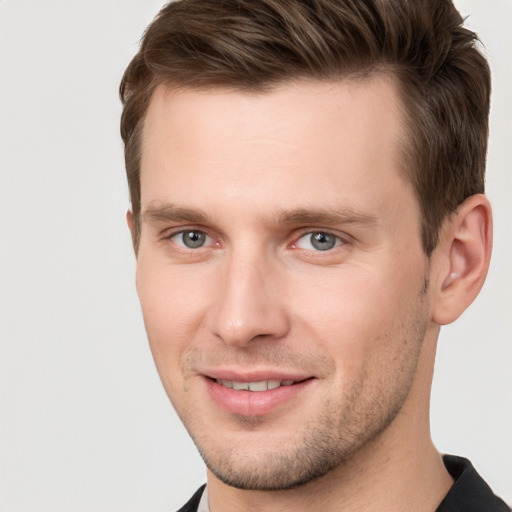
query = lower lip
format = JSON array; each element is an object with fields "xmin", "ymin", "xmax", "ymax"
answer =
[{"xmin": 205, "ymin": 378, "xmax": 313, "ymax": 417}]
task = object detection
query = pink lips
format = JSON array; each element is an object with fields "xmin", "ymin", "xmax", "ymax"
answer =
[{"xmin": 204, "ymin": 373, "xmax": 313, "ymax": 417}]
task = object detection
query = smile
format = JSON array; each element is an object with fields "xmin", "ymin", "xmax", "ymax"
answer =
[
  {"xmin": 207, "ymin": 376, "xmax": 314, "ymax": 416},
  {"xmin": 216, "ymin": 379, "xmax": 296, "ymax": 391}
]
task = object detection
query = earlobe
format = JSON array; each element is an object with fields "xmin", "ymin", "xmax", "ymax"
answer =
[{"xmin": 432, "ymin": 194, "xmax": 492, "ymax": 325}]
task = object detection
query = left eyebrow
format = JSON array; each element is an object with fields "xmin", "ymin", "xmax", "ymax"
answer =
[{"xmin": 276, "ymin": 207, "xmax": 378, "ymax": 226}]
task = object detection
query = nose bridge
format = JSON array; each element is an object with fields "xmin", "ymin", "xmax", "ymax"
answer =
[{"xmin": 210, "ymin": 243, "xmax": 288, "ymax": 346}]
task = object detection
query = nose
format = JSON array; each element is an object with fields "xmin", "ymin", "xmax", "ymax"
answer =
[{"xmin": 209, "ymin": 248, "xmax": 290, "ymax": 347}]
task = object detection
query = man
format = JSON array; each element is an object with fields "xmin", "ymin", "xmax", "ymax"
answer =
[{"xmin": 119, "ymin": 0, "xmax": 509, "ymax": 510}]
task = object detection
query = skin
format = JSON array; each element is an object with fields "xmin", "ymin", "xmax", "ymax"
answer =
[{"xmin": 130, "ymin": 76, "xmax": 492, "ymax": 511}]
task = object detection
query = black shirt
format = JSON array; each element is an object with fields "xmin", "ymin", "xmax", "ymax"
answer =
[
  {"xmin": 437, "ymin": 455, "xmax": 510, "ymax": 511},
  {"xmin": 177, "ymin": 455, "xmax": 510, "ymax": 511}
]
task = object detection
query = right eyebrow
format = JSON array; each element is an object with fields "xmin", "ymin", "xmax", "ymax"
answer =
[{"xmin": 141, "ymin": 203, "xmax": 209, "ymax": 224}]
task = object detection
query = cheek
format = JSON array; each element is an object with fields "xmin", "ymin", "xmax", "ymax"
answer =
[
  {"xmin": 291, "ymin": 264, "xmax": 424, "ymax": 368},
  {"xmin": 136, "ymin": 261, "xmax": 211, "ymax": 376}
]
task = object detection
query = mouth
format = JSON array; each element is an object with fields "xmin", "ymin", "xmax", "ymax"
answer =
[
  {"xmin": 204, "ymin": 374, "xmax": 315, "ymax": 416},
  {"xmin": 214, "ymin": 378, "xmax": 298, "ymax": 391}
]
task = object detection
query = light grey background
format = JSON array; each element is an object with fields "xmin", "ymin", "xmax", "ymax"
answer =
[{"xmin": 0, "ymin": 1, "xmax": 510, "ymax": 510}]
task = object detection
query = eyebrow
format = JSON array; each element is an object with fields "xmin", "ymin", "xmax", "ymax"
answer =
[
  {"xmin": 141, "ymin": 203, "xmax": 378, "ymax": 228},
  {"xmin": 277, "ymin": 207, "xmax": 378, "ymax": 226},
  {"xmin": 142, "ymin": 203, "xmax": 209, "ymax": 224}
]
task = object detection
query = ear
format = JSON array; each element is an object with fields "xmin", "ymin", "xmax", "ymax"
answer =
[
  {"xmin": 126, "ymin": 210, "xmax": 138, "ymax": 256},
  {"xmin": 431, "ymin": 194, "xmax": 492, "ymax": 325}
]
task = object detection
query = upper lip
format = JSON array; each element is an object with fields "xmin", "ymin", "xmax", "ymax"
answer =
[{"xmin": 201, "ymin": 368, "xmax": 314, "ymax": 383}]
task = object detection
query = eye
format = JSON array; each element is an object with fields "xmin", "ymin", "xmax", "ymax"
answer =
[
  {"xmin": 294, "ymin": 231, "xmax": 343, "ymax": 251},
  {"xmin": 170, "ymin": 230, "xmax": 213, "ymax": 249}
]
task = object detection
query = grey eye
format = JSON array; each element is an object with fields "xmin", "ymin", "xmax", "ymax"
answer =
[
  {"xmin": 295, "ymin": 232, "xmax": 342, "ymax": 251},
  {"xmin": 178, "ymin": 231, "xmax": 208, "ymax": 248},
  {"xmin": 310, "ymin": 232, "xmax": 337, "ymax": 251}
]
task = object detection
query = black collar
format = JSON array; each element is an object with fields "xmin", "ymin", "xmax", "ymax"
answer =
[{"xmin": 436, "ymin": 455, "xmax": 510, "ymax": 511}]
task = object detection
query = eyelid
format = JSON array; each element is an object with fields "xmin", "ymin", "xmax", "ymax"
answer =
[{"xmin": 161, "ymin": 224, "xmax": 210, "ymax": 239}]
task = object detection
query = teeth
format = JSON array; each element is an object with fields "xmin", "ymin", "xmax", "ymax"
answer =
[
  {"xmin": 267, "ymin": 380, "xmax": 281, "ymax": 390},
  {"xmin": 216, "ymin": 379, "xmax": 296, "ymax": 392},
  {"xmin": 248, "ymin": 381, "xmax": 268, "ymax": 392}
]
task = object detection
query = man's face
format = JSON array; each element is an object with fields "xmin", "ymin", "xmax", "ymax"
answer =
[{"xmin": 135, "ymin": 77, "xmax": 436, "ymax": 490}]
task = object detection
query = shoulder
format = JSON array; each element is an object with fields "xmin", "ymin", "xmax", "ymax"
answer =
[{"xmin": 437, "ymin": 455, "xmax": 510, "ymax": 512}]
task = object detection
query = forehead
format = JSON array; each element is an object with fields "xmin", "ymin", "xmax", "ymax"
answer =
[{"xmin": 139, "ymin": 76, "xmax": 411, "ymax": 217}]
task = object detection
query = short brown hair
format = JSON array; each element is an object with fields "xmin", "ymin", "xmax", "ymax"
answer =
[{"xmin": 120, "ymin": 0, "xmax": 491, "ymax": 254}]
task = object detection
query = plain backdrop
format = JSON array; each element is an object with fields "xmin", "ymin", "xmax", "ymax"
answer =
[{"xmin": 0, "ymin": 1, "xmax": 510, "ymax": 510}]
